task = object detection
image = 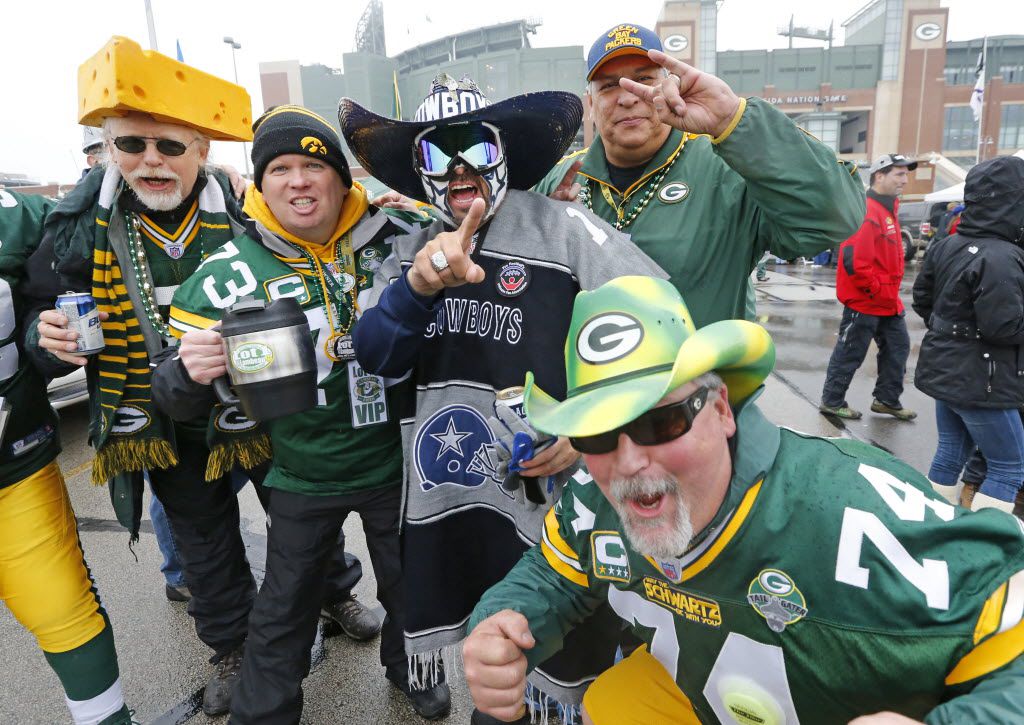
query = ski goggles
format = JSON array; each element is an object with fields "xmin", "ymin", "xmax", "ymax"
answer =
[
  {"xmin": 569, "ymin": 386, "xmax": 710, "ymax": 455},
  {"xmin": 112, "ymin": 135, "xmax": 197, "ymax": 157},
  {"xmin": 415, "ymin": 122, "xmax": 503, "ymax": 177}
]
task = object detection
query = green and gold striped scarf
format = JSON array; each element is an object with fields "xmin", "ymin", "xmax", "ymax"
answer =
[{"xmin": 83, "ymin": 166, "xmax": 269, "ymax": 483}]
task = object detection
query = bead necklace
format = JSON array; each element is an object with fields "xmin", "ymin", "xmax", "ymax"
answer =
[
  {"xmin": 578, "ymin": 150, "xmax": 681, "ymax": 230},
  {"xmin": 124, "ymin": 211, "xmax": 203, "ymax": 338},
  {"xmin": 291, "ymin": 234, "xmax": 358, "ymax": 362}
]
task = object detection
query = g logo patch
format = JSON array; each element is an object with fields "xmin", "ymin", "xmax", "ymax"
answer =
[
  {"xmin": 658, "ymin": 182, "xmax": 690, "ymax": 204},
  {"xmin": 577, "ymin": 314, "xmax": 643, "ymax": 364},
  {"xmin": 300, "ymin": 136, "xmax": 327, "ymax": 155},
  {"xmin": 215, "ymin": 405, "xmax": 258, "ymax": 432},
  {"xmin": 110, "ymin": 404, "xmax": 151, "ymax": 435}
]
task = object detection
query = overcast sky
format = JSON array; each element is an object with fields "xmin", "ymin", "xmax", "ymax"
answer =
[{"xmin": 2, "ymin": 0, "xmax": 1020, "ymax": 183}]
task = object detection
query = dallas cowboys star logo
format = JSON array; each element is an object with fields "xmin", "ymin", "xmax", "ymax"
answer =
[{"xmin": 430, "ymin": 417, "xmax": 472, "ymax": 460}]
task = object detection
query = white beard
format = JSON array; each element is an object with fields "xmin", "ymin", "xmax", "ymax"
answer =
[
  {"xmin": 609, "ymin": 475, "xmax": 694, "ymax": 560},
  {"xmin": 122, "ymin": 167, "xmax": 185, "ymax": 212}
]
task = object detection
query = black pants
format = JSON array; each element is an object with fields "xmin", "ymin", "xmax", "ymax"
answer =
[
  {"xmin": 231, "ymin": 484, "xmax": 405, "ymax": 725},
  {"xmin": 149, "ymin": 438, "xmax": 256, "ymax": 659},
  {"xmin": 237, "ymin": 463, "xmax": 363, "ymax": 606},
  {"xmin": 150, "ymin": 449, "xmax": 362, "ymax": 660},
  {"xmin": 821, "ymin": 306, "xmax": 910, "ymax": 408}
]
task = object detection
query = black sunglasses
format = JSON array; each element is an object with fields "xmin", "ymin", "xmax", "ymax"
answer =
[
  {"xmin": 112, "ymin": 135, "xmax": 196, "ymax": 157},
  {"xmin": 569, "ymin": 386, "xmax": 710, "ymax": 455}
]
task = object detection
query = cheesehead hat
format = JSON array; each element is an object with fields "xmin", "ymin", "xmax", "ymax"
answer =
[
  {"xmin": 78, "ymin": 36, "xmax": 253, "ymax": 141},
  {"xmin": 524, "ymin": 276, "xmax": 775, "ymax": 438}
]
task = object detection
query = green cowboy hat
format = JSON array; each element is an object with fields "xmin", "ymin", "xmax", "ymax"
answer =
[{"xmin": 524, "ymin": 276, "xmax": 775, "ymax": 438}]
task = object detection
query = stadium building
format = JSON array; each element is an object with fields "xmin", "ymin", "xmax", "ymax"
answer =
[{"xmin": 259, "ymin": 0, "xmax": 1024, "ymax": 197}]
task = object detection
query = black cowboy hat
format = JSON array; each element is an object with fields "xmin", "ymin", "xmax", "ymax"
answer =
[{"xmin": 338, "ymin": 76, "xmax": 583, "ymax": 203}]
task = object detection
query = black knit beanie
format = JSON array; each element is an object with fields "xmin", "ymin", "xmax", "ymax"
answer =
[{"xmin": 251, "ymin": 105, "xmax": 353, "ymax": 191}]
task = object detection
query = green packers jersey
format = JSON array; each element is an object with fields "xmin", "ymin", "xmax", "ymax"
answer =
[
  {"xmin": 472, "ymin": 400, "xmax": 1024, "ymax": 723},
  {"xmin": 168, "ymin": 209, "xmax": 416, "ymax": 495},
  {"xmin": 0, "ymin": 189, "xmax": 60, "ymax": 488}
]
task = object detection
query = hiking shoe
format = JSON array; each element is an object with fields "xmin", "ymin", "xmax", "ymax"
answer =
[
  {"xmin": 321, "ymin": 594, "xmax": 382, "ymax": 641},
  {"xmin": 471, "ymin": 708, "xmax": 530, "ymax": 725},
  {"xmin": 386, "ymin": 663, "xmax": 451, "ymax": 720},
  {"xmin": 870, "ymin": 400, "xmax": 917, "ymax": 421},
  {"xmin": 960, "ymin": 481, "xmax": 980, "ymax": 509},
  {"xmin": 202, "ymin": 645, "xmax": 243, "ymax": 716},
  {"xmin": 819, "ymin": 403, "xmax": 862, "ymax": 420},
  {"xmin": 165, "ymin": 583, "xmax": 191, "ymax": 602}
]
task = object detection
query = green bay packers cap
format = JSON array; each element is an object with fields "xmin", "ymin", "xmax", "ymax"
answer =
[
  {"xmin": 587, "ymin": 24, "xmax": 663, "ymax": 80},
  {"xmin": 524, "ymin": 276, "xmax": 775, "ymax": 438}
]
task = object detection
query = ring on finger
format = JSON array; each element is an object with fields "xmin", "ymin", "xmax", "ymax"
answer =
[
  {"xmin": 429, "ymin": 250, "xmax": 449, "ymax": 273},
  {"xmin": 667, "ymin": 72, "xmax": 681, "ymax": 85}
]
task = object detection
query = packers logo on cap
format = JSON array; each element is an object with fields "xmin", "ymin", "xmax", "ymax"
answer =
[
  {"xmin": 524, "ymin": 276, "xmax": 775, "ymax": 438},
  {"xmin": 301, "ymin": 136, "xmax": 327, "ymax": 155},
  {"xmin": 605, "ymin": 25, "xmax": 643, "ymax": 52}
]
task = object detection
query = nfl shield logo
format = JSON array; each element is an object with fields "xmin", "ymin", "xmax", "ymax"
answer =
[{"xmin": 165, "ymin": 243, "xmax": 184, "ymax": 259}]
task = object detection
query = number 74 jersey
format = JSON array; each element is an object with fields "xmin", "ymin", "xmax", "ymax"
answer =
[{"xmin": 474, "ymin": 406, "xmax": 1024, "ymax": 723}]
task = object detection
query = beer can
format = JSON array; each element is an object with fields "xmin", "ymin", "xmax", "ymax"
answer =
[
  {"xmin": 494, "ymin": 386, "xmax": 527, "ymax": 419},
  {"xmin": 56, "ymin": 292, "xmax": 105, "ymax": 355}
]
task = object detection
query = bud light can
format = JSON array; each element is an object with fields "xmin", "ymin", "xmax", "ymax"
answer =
[
  {"xmin": 56, "ymin": 292, "xmax": 105, "ymax": 355},
  {"xmin": 494, "ymin": 386, "xmax": 527, "ymax": 419}
]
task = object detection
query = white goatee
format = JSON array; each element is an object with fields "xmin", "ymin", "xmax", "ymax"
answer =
[{"xmin": 609, "ymin": 475, "xmax": 694, "ymax": 560}]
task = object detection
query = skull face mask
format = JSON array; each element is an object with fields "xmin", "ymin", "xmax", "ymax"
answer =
[{"xmin": 415, "ymin": 120, "xmax": 509, "ymax": 227}]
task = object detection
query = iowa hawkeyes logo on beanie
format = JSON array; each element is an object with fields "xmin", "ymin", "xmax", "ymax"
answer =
[
  {"xmin": 577, "ymin": 313, "xmax": 644, "ymax": 364},
  {"xmin": 301, "ymin": 136, "xmax": 327, "ymax": 155}
]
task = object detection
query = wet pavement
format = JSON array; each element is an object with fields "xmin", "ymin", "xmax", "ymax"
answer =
[
  {"xmin": 755, "ymin": 259, "xmax": 935, "ymax": 474},
  {"xmin": 2, "ymin": 259, "xmax": 940, "ymax": 724}
]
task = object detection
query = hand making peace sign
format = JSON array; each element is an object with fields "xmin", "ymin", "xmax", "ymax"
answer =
[{"xmin": 619, "ymin": 49, "xmax": 742, "ymax": 139}]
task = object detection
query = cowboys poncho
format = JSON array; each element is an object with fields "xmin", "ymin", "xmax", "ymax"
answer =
[{"xmin": 354, "ymin": 189, "xmax": 667, "ymax": 707}]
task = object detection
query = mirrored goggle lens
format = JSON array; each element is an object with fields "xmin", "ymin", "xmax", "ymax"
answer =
[
  {"xmin": 417, "ymin": 126, "xmax": 500, "ymax": 174},
  {"xmin": 113, "ymin": 136, "xmax": 189, "ymax": 156}
]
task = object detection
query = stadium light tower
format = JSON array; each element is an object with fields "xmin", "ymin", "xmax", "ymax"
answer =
[{"xmin": 223, "ymin": 37, "xmax": 251, "ymax": 177}]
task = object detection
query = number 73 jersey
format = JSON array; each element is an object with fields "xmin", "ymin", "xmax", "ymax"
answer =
[{"xmin": 479, "ymin": 412, "xmax": 1024, "ymax": 723}]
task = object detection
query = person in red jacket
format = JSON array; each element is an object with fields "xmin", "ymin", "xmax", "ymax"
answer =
[{"xmin": 820, "ymin": 153, "xmax": 918, "ymax": 421}]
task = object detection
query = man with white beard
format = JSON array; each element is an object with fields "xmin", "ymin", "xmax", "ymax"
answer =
[
  {"xmin": 463, "ymin": 276, "xmax": 1024, "ymax": 725},
  {"xmin": 22, "ymin": 37, "xmax": 298, "ymax": 717}
]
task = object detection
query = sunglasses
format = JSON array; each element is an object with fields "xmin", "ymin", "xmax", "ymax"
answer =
[
  {"xmin": 112, "ymin": 135, "xmax": 197, "ymax": 157},
  {"xmin": 415, "ymin": 122, "xmax": 503, "ymax": 177},
  {"xmin": 569, "ymin": 386, "xmax": 710, "ymax": 455}
]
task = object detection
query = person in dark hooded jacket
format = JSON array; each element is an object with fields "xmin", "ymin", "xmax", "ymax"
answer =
[{"xmin": 913, "ymin": 155, "xmax": 1024, "ymax": 515}]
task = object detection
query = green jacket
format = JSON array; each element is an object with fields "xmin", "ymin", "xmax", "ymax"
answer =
[
  {"xmin": 471, "ymin": 395, "xmax": 1024, "ymax": 723},
  {"xmin": 534, "ymin": 98, "xmax": 865, "ymax": 329},
  {"xmin": 0, "ymin": 189, "xmax": 59, "ymax": 488},
  {"xmin": 468, "ymin": 397, "xmax": 1024, "ymax": 724}
]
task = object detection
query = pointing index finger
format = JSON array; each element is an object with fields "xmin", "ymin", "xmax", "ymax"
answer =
[{"xmin": 459, "ymin": 197, "xmax": 487, "ymax": 252}]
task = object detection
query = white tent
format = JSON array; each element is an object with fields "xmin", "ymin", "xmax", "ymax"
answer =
[
  {"xmin": 924, "ymin": 150, "xmax": 1024, "ymax": 203},
  {"xmin": 924, "ymin": 182, "xmax": 963, "ymax": 203}
]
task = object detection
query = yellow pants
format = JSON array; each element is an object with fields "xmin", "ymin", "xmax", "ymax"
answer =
[
  {"xmin": 0, "ymin": 461, "xmax": 106, "ymax": 653},
  {"xmin": 583, "ymin": 646, "xmax": 701, "ymax": 725}
]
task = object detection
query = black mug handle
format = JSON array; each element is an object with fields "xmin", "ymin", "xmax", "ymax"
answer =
[{"xmin": 212, "ymin": 376, "xmax": 239, "ymax": 407}]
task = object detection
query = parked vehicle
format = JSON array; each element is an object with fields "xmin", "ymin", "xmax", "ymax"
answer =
[
  {"xmin": 897, "ymin": 201, "xmax": 947, "ymax": 260},
  {"xmin": 47, "ymin": 367, "xmax": 88, "ymax": 409}
]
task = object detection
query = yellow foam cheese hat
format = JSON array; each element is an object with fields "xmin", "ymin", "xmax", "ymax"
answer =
[{"xmin": 78, "ymin": 36, "xmax": 253, "ymax": 142}]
